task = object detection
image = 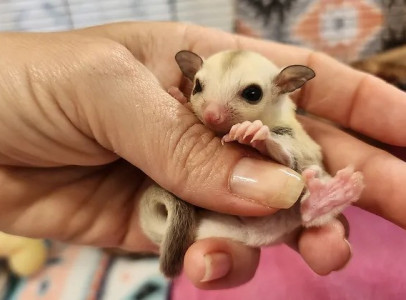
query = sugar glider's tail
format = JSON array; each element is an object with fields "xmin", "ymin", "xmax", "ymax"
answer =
[{"xmin": 139, "ymin": 182, "xmax": 196, "ymax": 277}]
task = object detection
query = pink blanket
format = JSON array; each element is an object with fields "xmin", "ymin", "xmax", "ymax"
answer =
[{"xmin": 172, "ymin": 206, "xmax": 406, "ymax": 300}]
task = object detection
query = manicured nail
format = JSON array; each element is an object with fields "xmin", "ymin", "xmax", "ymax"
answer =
[
  {"xmin": 230, "ymin": 157, "xmax": 304, "ymax": 208},
  {"xmin": 200, "ymin": 252, "xmax": 231, "ymax": 282}
]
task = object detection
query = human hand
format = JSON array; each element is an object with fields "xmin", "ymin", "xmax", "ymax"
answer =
[
  {"xmin": 0, "ymin": 22, "xmax": 403, "ymax": 289},
  {"xmin": 80, "ymin": 22, "xmax": 406, "ymax": 285},
  {"xmin": 0, "ymin": 27, "xmax": 294, "ymax": 288}
]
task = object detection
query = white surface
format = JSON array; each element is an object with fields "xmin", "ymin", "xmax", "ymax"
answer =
[{"xmin": 0, "ymin": 0, "xmax": 235, "ymax": 32}]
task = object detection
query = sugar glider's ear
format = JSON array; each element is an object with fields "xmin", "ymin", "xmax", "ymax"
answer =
[
  {"xmin": 273, "ymin": 65, "xmax": 315, "ymax": 94},
  {"xmin": 175, "ymin": 50, "xmax": 203, "ymax": 81}
]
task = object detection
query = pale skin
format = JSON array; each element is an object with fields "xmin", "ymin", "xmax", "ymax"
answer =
[{"xmin": 0, "ymin": 22, "xmax": 405, "ymax": 289}]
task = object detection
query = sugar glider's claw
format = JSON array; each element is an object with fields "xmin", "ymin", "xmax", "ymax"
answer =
[
  {"xmin": 301, "ymin": 165, "xmax": 323, "ymax": 181},
  {"xmin": 243, "ymin": 120, "xmax": 264, "ymax": 139},
  {"xmin": 228, "ymin": 124, "xmax": 238, "ymax": 140},
  {"xmin": 227, "ymin": 121, "xmax": 271, "ymax": 144},
  {"xmin": 251, "ymin": 125, "xmax": 270, "ymax": 142},
  {"xmin": 235, "ymin": 121, "xmax": 251, "ymax": 140}
]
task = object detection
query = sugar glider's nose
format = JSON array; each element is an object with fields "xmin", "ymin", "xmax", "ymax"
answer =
[{"xmin": 202, "ymin": 102, "xmax": 226, "ymax": 126}]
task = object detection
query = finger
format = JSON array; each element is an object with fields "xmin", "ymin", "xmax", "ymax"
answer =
[
  {"xmin": 74, "ymin": 22, "xmax": 187, "ymax": 89},
  {"xmin": 299, "ymin": 218, "xmax": 351, "ymax": 275},
  {"xmin": 284, "ymin": 214, "xmax": 350, "ymax": 273},
  {"xmin": 183, "ymin": 238, "xmax": 260, "ymax": 289},
  {"xmin": 296, "ymin": 56, "xmax": 406, "ymax": 146},
  {"xmin": 0, "ymin": 161, "xmax": 157, "ymax": 251},
  {"xmin": 300, "ymin": 115, "xmax": 406, "ymax": 229}
]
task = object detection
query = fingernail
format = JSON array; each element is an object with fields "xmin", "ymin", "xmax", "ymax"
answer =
[
  {"xmin": 200, "ymin": 252, "xmax": 231, "ymax": 282},
  {"xmin": 230, "ymin": 157, "xmax": 304, "ymax": 208}
]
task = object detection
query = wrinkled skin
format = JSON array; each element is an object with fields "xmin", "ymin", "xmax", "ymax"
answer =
[{"xmin": 0, "ymin": 22, "xmax": 405, "ymax": 289}]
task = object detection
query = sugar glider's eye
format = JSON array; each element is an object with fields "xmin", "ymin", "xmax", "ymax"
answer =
[
  {"xmin": 241, "ymin": 84, "xmax": 263, "ymax": 104},
  {"xmin": 192, "ymin": 78, "xmax": 203, "ymax": 95}
]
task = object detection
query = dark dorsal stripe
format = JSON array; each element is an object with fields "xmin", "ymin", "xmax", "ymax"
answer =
[{"xmin": 272, "ymin": 126, "xmax": 294, "ymax": 137}]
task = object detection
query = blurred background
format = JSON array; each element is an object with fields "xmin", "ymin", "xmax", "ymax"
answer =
[
  {"xmin": 1, "ymin": 0, "xmax": 406, "ymax": 63},
  {"xmin": 0, "ymin": 0, "xmax": 234, "ymax": 33},
  {"xmin": 1, "ymin": 1, "xmax": 406, "ymax": 300},
  {"xmin": 2, "ymin": 0, "xmax": 406, "ymax": 87}
]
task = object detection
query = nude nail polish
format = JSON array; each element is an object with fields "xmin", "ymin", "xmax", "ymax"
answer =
[{"xmin": 230, "ymin": 157, "xmax": 304, "ymax": 208}]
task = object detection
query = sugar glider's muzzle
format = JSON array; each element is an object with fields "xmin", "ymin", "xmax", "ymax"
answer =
[{"xmin": 201, "ymin": 102, "xmax": 233, "ymax": 134}]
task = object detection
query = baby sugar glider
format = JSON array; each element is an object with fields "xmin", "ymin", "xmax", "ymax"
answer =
[{"xmin": 139, "ymin": 50, "xmax": 365, "ymax": 278}]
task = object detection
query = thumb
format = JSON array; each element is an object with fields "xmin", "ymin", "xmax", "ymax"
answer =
[{"xmin": 77, "ymin": 47, "xmax": 304, "ymax": 216}]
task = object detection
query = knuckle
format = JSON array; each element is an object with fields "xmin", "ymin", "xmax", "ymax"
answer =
[{"xmin": 82, "ymin": 39, "xmax": 137, "ymax": 77}]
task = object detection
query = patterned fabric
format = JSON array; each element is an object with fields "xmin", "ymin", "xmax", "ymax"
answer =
[
  {"xmin": 236, "ymin": 0, "xmax": 406, "ymax": 62},
  {"xmin": 8, "ymin": 244, "xmax": 169, "ymax": 300}
]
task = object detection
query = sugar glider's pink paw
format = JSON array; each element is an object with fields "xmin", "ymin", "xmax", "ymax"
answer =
[
  {"xmin": 301, "ymin": 166, "xmax": 365, "ymax": 227},
  {"xmin": 168, "ymin": 86, "xmax": 188, "ymax": 104},
  {"xmin": 222, "ymin": 120, "xmax": 269, "ymax": 147},
  {"xmin": 222, "ymin": 120, "xmax": 293, "ymax": 167}
]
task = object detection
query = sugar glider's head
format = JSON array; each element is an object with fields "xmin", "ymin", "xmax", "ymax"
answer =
[{"xmin": 175, "ymin": 50, "xmax": 315, "ymax": 134}]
